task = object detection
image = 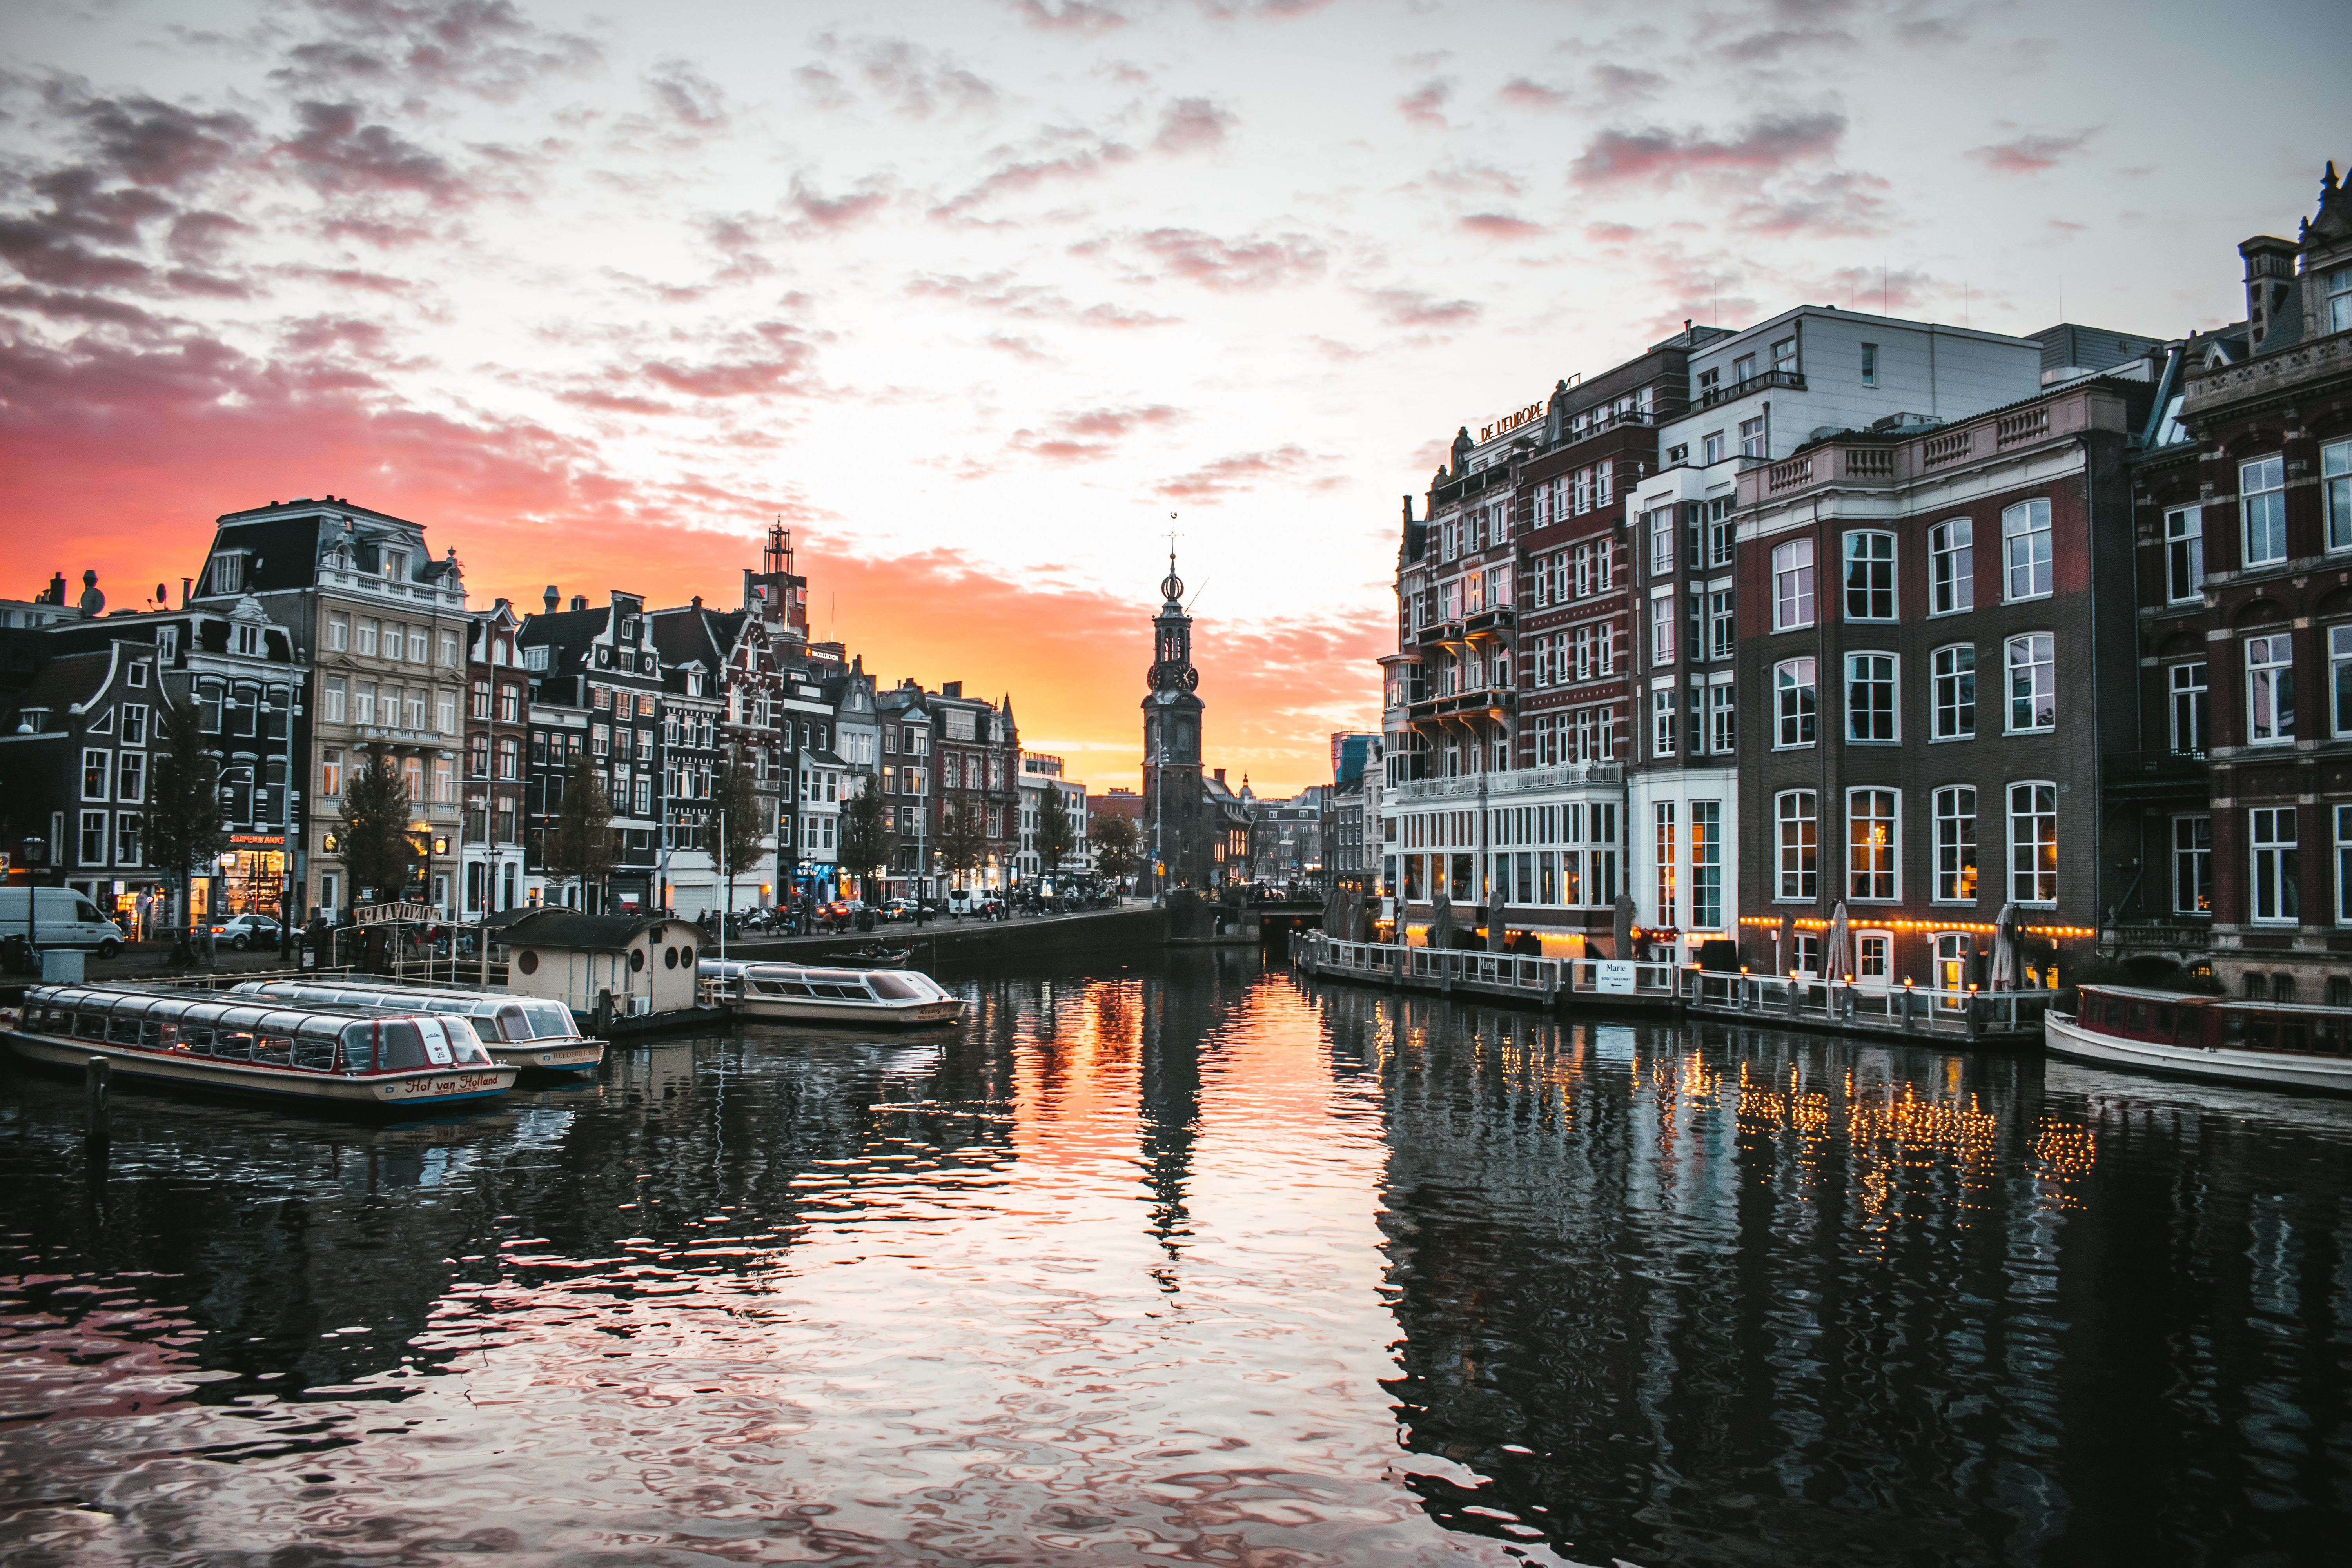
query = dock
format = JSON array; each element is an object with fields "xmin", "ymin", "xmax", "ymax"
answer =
[{"xmin": 1292, "ymin": 932, "xmax": 2054, "ymax": 1046}]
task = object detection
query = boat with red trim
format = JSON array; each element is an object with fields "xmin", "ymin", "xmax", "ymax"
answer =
[
  {"xmin": 2043, "ymin": 984, "xmax": 2352, "ymax": 1093},
  {"xmin": 230, "ymin": 978, "xmax": 604, "ymax": 1075},
  {"xmin": 2, "ymin": 983, "xmax": 517, "ymax": 1109}
]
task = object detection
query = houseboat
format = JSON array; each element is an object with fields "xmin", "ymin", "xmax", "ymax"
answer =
[
  {"xmin": 701, "ymin": 959, "xmax": 965, "ymax": 1027},
  {"xmin": 232, "ymin": 979, "xmax": 604, "ymax": 1074},
  {"xmin": 2, "ymin": 984, "xmax": 517, "ymax": 1110},
  {"xmin": 2044, "ymin": 985, "xmax": 2352, "ymax": 1094}
]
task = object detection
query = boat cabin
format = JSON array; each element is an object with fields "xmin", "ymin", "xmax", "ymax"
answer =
[
  {"xmin": 232, "ymin": 980, "xmax": 584, "ymax": 1044},
  {"xmin": 484, "ymin": 909, "xmax": 704, "ymax": 1018},
  {"xmin": 2074, "ymin": 985, "xmax": 2352, "ymax": 1058}
]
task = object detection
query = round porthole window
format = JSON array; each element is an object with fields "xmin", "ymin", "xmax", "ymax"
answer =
[
  {"xmin": 682, "ymin": 945, "xmax": 696, "ymax": 968},
  {"xmin": 516, "ymin": 950, "xmax": 539, "ymax": 975},
  {"xmin": 664, "ymin": 946, "xmax": 679, "ymax": 969},
  {"xmin": 630, "ymin": 948, "xmax": 646, "ymax": 971}
]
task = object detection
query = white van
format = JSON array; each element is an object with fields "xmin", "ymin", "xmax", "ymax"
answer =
[
  {"xmin": 0, "ymin": 887, "xmax": 126, "ymax": 958},
  {"xmin": 946, "ymin": 887, "xmax": 980, "ymax": 918}
]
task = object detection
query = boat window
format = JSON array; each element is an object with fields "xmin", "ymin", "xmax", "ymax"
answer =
[
  {"xmin": 2154, "ymin": 1005, "xmax": 2174, "ymax": 1036},
  {"xmin": 440, "ymin": 1018, "xmax": 493, "ymax": 1066},
  {"xmin": 290, "ymin": 1024, "xmax": 338, "ymax": 1072},
  {"xmin": 2125, "ymin": 1002, "xmax": 2146, "ymax": 1030},
  {"xmin": 2102, "ymin": 998, "xmax": 2123, "ymax": 1025},
  {"xmin": 781, "ymin": 982, "xmax": 815, "ymax": 997},
  {"xmin": 867, "ymin": 973, "xmax": 926, "ymax": 1000},
  {"xmin": 2279, "ymin": 1022, "xmax": 2311, "ymax": 1054},
  {"xmin": 343, "ymin": 1023, "xmax": 374, "ymax": 1071},
  {"xmin": 2243, "ymin": 1015, "xmax": 2275, "ymax": 1051},
  {"xmin": 519, "ymin": 1002, "xmax": 575, "ymax": 1039},
  {"xmin": 490, "ymin": 1004, "xmax": 532, "ymax": 1042},
  {"xmin": 378, "ymin": 1021, "xmax": 428, "ymax": 1070},
  {"xmin": 810, "ymin": 983, "xmax": 866, "ymax": 1000},
  {"xmin": 107, "ymin": 1013, "xmax": 141, "ymax": 1044},
  {"xmin": 254, "ymin": 1035, "xmax": 293, "ymax": 1066},
  {"xmin": 215, "ymin": 1031, "xmax": 255, "ymax": 1061}
]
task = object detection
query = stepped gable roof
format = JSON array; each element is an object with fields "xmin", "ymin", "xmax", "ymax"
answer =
[{"xmin": 481, "ymin": 907, "xmax": 694, "ymax": 949}]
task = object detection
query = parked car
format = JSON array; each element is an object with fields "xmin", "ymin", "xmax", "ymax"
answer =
[
  {"xmin": 210, "ymin": 914, "xmax": 283, "ymax": 952},
  {"xmin": 879, "ymin": 899, "xmax": 916, "ymax": 923},
  {"xmin": 0, "ymin": 887, "xmax": 125, "ymax": 958}
]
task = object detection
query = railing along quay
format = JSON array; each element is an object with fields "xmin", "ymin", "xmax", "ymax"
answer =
[{"xmin": 1292, "ymin": 933, "xmax": 2053, "ymax": 1044}]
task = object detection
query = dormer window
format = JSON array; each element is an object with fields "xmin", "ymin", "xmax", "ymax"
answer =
[
  {"xmin": 157, "ymin": 627, "xmax": 178, "ymax": 660},
  {"xmin": 236, "ymin": 623, "xmax": 261, "ymax": 656},
  {"xmin": 380, "ymin": 549, "xmax": 406, "ymax": 582},
  {"xmin": 208, "ymin": 552, "xmax": 244, "ymax": 594},
  {"xmin": 525, "ymin": 644, "xmax": 549, "ymax": 671}
]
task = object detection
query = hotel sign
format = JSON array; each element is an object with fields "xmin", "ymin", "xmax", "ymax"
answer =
[{"xmin": 1480, "ymin": 401, "xmax": 1544, "ymax": 443}]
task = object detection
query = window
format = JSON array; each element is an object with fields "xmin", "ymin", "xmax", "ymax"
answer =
[
  {"xmin": 209, "ymin": 553, "xmax": 242, "ymax": 594},
  {"xmin": 1697, "ymin": 367, "xmax": 1720, "ymax": 398},
  {"xmin": 321, "ymin": 749, "xmax": 342, "ymax": 796},
  {"xmin": 116, "ymin": 751, "xmax": 145, "ymax": 804},
  {"xmin": 2162, "ymin": 506, "xmax": 2205, "ymax": 600},
  {"xmin": 2250, "ymin": 806, "xmax": 2299, "ymax": 924},
  {"xmin": 1776, "ymin": 791, "xmax": 1817, "ymax": 900},
  {"xmin": 1707, "ymin": 587, "xmax": 1735, "ymax": 661},
  {"xmin": 115, "ymin": 812, "xmax": 142, "ymax": 867},
  {"xmin": 2171, "ymin": 662, "xmax": 2209, "ymax": 755},
  {"xmin": 1860, "ymin": 342, "xmax": 1878, "ymax": 386},
  {"xmin": 322, "ymin": 677, "xmax": 346, "ymax": 725},
  {"xmin": 1846, "ymin": 653, "xmax": 1896, "ymax": 742},
  {"xmin": 1691, "ymin": 802, "xmax": 1722, "ymax": 928},
  {"xmin": 1653, "ymin": 802, "xmax": 1676, "ymax": 926},
  {"xmin": 1733, "ymin": 352, "xmax": 1757, "ymax": 383},
  {"xmin": 1932, "ymin": 645, "xmax": 1976, "ymax": 740},
  {"xmin": 80, "ymin": 810, "xmax": 106, "ymax": 865},
  {"xmin": 1649, "ymin": 508, "xmax": 1675, "ymax": 575},
  {"xmin": 1934, "ymin": 786, "xmax": 1977, "ymax": 902},
  {"xmin": 1774, "ymin": 658, "xmax": 1816, "ymax": 747},
  {"xmin": 499, "ymin": 684, "xmax": 520, "ymax": 723},
  {"xmin": 1650, "ymin": 593, "xmax": 1676, "ymax": 665},
  {"xmin": 1844, "ymin": 531, "xmax": 1895, "ymax": 619},
  {"xmin": 2246, "ymin": 632, "xmax": 2295, "ymax": 745},
  {"xmin": 471, "ymin": 679, "xmax": 491, "ymax": 720},
  {"xmin": 119, "ymin": 705, "xmax": 147, "ymax": 746},
  {"xmin": 408, "ymin": 628, "xmax": 428, "ymax": 662},
  {"xmin": 1739, "ymin": 416, "xmax": 1766, "ymax": 458},
  {"xmin": 1772, "ymin": 337, "xmax": 1796, "ymax": 373},
  {"xmin": 433, "ymin": 759, "xmax": 454, "ymax": 804},
  {"xmin": 1929, "ymin": 519, "xmax": 1973, "ymax": 614},
  {"xmin": 1703, "ymin": 431, "xmax": 1725, "ymax": 465},
  {"xmin": 1772, "ymin": 538, "xmax": 1815, "ymax": 630},
  {"xmin": 2002, "ymin": 499, "xmax": 2052, "ymax": 601},
  {"xmin": 1708, "ymin": 682, "xmax": 1736, "ymax": 753},
  {"xmin": 436, "ymin": 690, "xmax": 456, "ymax": 736},
  {"xmin": 2008, "ymin": 782, "xmax": 2058, "ymax": 905},
  {"xmin": 2330, "ymin": 265, "xmax": 2352, "ymax": 334},
  {"xmin": 2241, "ymin": 456, "xmax": 2287, "ymax": 567},
  {"xmin": 2333, "ymin": 627, "xmax": 2352, "ymax": 738},
  {"xmin": 357, "ymin": 619, "xmax": 377, "ymax": 657},
  {"xmin": 82, "ymin": 748, "xmax": 109, "ymax": 800},
  {"xmin": 1848, "ymin": 788, "xmax": 1898, "ymax": 900},
  {"xmin": 441, "ymin": 629, "xmax": 460, "ymax": 668},
  {"xmin": 328, "ymin": 612, "xmax": 349, "ymax": 652},
  {"xmin": 2005, "ymin": 633, "xmax": 2055, "ymax": 732},
  {"xmin": 2174, "ymin": 815, "xmax": 2212, "ymax": 915},
  {"xmin": 2327, "ymin": 439, "xmax": 2352, "ymax": 554},
  {"xmin": 1651, "ymin": 688, "xmax": 1677, "ymax": 756},
  {"xmin": 235, "ymin": 622, "xmax": 261, "ymax": 657},
  {"xmin": 2338, "ymin": 806, "xmax": 2352, "ymax": 926},
  {"xmin": 401, "ymin": 757, "xmax": 422, "ymax": 799}
]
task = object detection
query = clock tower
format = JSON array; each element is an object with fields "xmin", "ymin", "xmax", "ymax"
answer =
[{"xmin": 1142, "ymin": 554, "xmax": 1206, "ymax": 893}]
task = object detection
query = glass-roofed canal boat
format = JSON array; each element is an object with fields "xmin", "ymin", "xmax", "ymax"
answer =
[
  {"xmin": 701, "ymin": 958, "xmax": 965, "ymax": 1026},
  {"xmin": 231, "ymin": 979, "xmax": 604, "ymax": 1075},
  {"xmin": 2044, "ymin": 984, "xmax": 2352, "ymax": 1094},
  {"xmin": 1, "ymin": 983, "xmax": 517, "ymax": 1110}
]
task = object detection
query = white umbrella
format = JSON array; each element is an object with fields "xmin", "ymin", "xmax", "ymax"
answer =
[
  {"xmin": 1990, "ymin": 902, "xmax": 2021, "ymax": 990},
  {"xmin": 1824, "ymin": 900, "xmax": 1849, "ymax": 981}
]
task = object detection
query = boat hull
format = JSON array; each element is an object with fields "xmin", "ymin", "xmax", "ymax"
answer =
[
  {"xmin": 4, "ymin": 1027, "xmax": 517, "ymax": 1109},
  {"xmin": 735, "ymin": 995, "xmax": 965, "ymax": 1027},
  {"xmin": 488, "ymin": 1041, "xmax": 605, "ymax": 1074},
  {"xmin": 2043, "ymin": 1010, "xmax": 2352, "ymax": 1094}
]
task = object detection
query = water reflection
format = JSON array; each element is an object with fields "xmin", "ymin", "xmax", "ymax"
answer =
[{"xmin": 1, "ymin": 956, "xmax": 2347, "ymax": 1566}]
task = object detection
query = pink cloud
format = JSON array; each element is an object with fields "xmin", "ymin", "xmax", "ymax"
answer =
[
  {"xmin": 1497, "ymin": 77, "xmax": 1568, "ymax": 110},
  {"xmin": 1461, "ymin": 212, "xmax": 1546, "ymax": 239},
  {"xmin": 1154, "ymin": 97, "xmax": 1234, "ymax": 154},
  {"xmin": 278, "ymin": 100, "xmax": 461, "ymax": 196},
  {"xmin": 1010, "ymin": 403, "xmax": 1184, "ymax": 463},
  {"xmin": 1571, "ymin": 111, "xmax": 1845, "ymax": 185},
  {"xmin": 1968, "ymin": 128, "xmax": 2097, "ymax": 176},
  {"xmin": 1139, "ymin": 227, "xmax": 1325, "ymax": 290},
  {"xmin": 1154, "ymin": 445, "xmax": 1325, "ymax": 503},
  {"xmin": 1398, "ymin": 79, "xmax": 1451, "ymax": 127},
  {"xmin": 1366, "ymin": 286, "xmax": 1479, "ymax": 327}
]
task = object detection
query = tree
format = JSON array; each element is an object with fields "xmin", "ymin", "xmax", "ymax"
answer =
[
  {"xmin": 838, "ymin": 774, "xmax": 889, "ymax": 901},
  {"xmin": 1088, "ymin": 811, "xmax": 1140, "ymax": 893},
  {"xmin": 938, "ymin": 795, "xmax": 987, "ymax": 889},
  {"xmin": 141, "ymin": 695, "xmax": 227, "ymax": 931},
  {"xmin": 1036, "ymin": 784, "xmax": 1075, "ymax": 882},
  {"xmin": 542, "ymin": 752, "xmax": 615, "ymax": 910},
  {"xmin": 711, "ymin": 748, "xmax": 768, "ymax": 918},
  {"xmin": 338, "ymin": 749, "xmax": 417, "ymax": 904}
]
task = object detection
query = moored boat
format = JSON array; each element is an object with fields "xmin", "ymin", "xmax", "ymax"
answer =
[
  {"xmin": 701, "ymin": 959, "xmax": 964, "ymax": 1026},
  {"xmin": 2043, "ymin": 984, "xmax": 2352, "ymax": 1094},
  {"xmin": 230, "ymin": 978, "xmax": 605, "ymax": 1074},
  {"xmin": 2, "ymin": 984, "xmax": 517, "ymax": 1110}
]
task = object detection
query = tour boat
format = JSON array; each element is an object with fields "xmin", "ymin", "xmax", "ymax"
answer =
[
  {"xmin": 2, "ymin": 984, "xmax": 518, "ymax": 1110},
  {"xmin": 701, "ymin": 958, "xmax": 965, "ymax": 1026},
  {"xmin": 231, "ymin": 979, "xmax": 605, "ymax": 1074},
  {"xmin": 2043, "ymin": 985, "xmax": 2352, "ymax": 1094}
]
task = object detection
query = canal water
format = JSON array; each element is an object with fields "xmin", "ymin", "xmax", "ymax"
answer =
[{"xmin": 3, "ymin": 951, "xmax": 2348, "ymax": 1566}]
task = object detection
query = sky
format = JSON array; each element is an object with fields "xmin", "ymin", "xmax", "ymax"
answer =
[{"xmin": 2, "ymin": 0, "xmax": 2344, "ymax": 795}]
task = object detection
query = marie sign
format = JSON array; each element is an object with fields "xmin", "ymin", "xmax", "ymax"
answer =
[{"xmin": 353, "ymin": 902, "xmax": 437, "ymax": 926}]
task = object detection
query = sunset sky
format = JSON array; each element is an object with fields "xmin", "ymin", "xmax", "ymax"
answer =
[{"xmin": 3, "ymin": 0, "xmax": 2341, "ymax": 794}]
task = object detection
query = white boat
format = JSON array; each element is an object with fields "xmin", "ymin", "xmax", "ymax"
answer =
[
  {"xmin": 2043, "ymin": 984, "xmax": 2352, "ymax": 1094},
  {"xmin": 3, "ymin": 984, "xmax": 517, "ymax": 1111},
  {"xmin": 231, "ymin": 979, "xmax": 604, "ymax": 1074},
  {"xmin": 701, "ymin": 959, "xmax": 965, "ymax": 1026}
]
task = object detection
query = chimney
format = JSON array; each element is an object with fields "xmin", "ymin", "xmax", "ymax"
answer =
[
  {"xmin": 180, "ymin": 577, "xmax": 191, "ymax": 609},
  {"xmin": 570, "ymin": 595, "xmax": 587, "ymax": 612},
  {"xmin": 544, "ymin": 584, "xmax": 559, "ymax": 613},
  {"xmin": 691, "ymin": 594, "xmax": 702, "ymax": 609},
  {"xmin": 1214, "ymin": 768, "xmax": 1226, "ymax": 786}
]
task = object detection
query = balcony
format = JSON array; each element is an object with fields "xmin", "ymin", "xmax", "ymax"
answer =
[
  {"xmin": 1463, "ymin": 607, "xmax": 1515, "ymax": 637},
  {"xmin": 1415, "ymin": 619, "xmax": 1466, "ymax": 648},
  {"xmin": 1695, "ymin": 367, "xmax": 1804, "ymax": 410},
  {"xmin": 2104, "ymin": 749, "xmax": 2209, "ymax": 802},
  {"xmin": 1386, "ymin": 761, "xmax": 1623, "ymax": 806},
  {"xmin": 1405, "ymin": 689, "xmax": 1516, "ymax": 724}
]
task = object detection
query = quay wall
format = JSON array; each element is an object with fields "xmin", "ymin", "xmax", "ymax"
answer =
[{"xmin": 726, "ymin": 908, "xmax": 1169, "ymax": 972}]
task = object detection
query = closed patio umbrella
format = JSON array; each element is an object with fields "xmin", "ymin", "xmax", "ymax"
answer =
[
  {"xmin": 1487, "ymin": 899, "xmax": 1510, "ymax": 952},
  {"xmin": 1990, "ymin": 902, "xmax": 2021, "ymax": 990},
  {"xmin": 1824, "ymin": 901, "xmax": 1849, "ymax": 982},
  {"xmin": 1613, "ymin": 893, "xmax": 1634, "ymax": 959},
  {"xmin": 1430, "ymin": 892, "xmax": 1455, "ymax": 949}
]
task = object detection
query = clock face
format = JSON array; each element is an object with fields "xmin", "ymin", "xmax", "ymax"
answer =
[
  {"xmin": 1182, "ymin": 667, "xmax": 1199, "ymax": 692},
  {"xmin": 1148, "ymin": 662, "xmax": 1166, "ymax": 689}
]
